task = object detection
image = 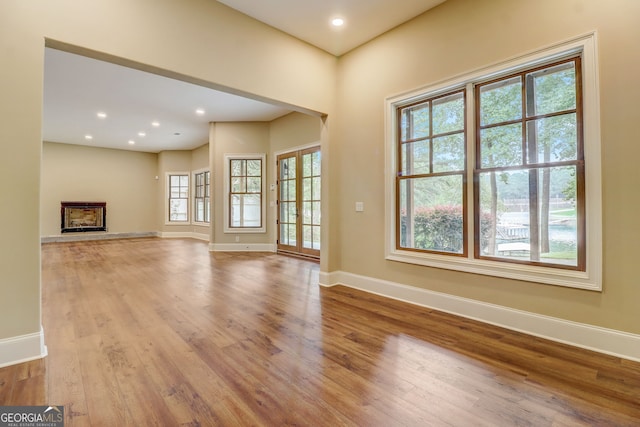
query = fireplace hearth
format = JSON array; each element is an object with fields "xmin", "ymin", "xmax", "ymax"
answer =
[{"xmin": 61, "ymin": 202, "xmax": 107, "ymax": 233}]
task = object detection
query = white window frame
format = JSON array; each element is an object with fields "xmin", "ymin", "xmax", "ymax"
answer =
[
  {"xmin": 166, "ymin": 172, "xmax": 190, "ymax": 225},
  {"xmin": 223, "ymin": 153, "xmax": 267, "ymax": 233},
  {"xmin": 192, "ymin": 168, "xmax": 211, "ymax": 225},
  {"xmin": 384, "ymin": 32, "xmax": 602, "ymax": 291}
]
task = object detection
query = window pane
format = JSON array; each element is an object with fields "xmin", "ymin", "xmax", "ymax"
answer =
[
  {"xmin": 302, "ymin": 153, "xmax": 311, "ymax": 177},
  {"xmin": 288, "ymin": 180, "xmax": 296, "ymax": 200},
  {"xmin": 169, "ymin": 199, "xmax": 188, "ymax": 221},
  {"xmin": 312, "ymin": 177, "xmax": 321, "ymax": 200},
  {"xmin": 242, "ymin": 194, "xmax": 261, "ymax": 226},
  {"xmin": 281, "ymin": 158, "xmax": 295, "ymax": 179},
  {"xmin": 303, "ymin": 177, "xmax": 311, "ymax": 201},
  {"xmin": 303, "ymin": 225, "xmax": 312, "ymax": 250},
  {"xmin": 433, "ymin": 133, "xmax": 465, "ymax": 173},
  {"xmin": 247, "ymin": 177, "xmax": 261, "ymax": 193},
  {"xmin": 401, "ymin": 102, "xmax": 430, "ymax": 140},
  {"xmin": 312, "ymin": 151, "xmax": 321, "ymax": 176},
  {"xmin": 432, "ymin": 92, "xmax": 464, "ymax": 135},
  {"xmin": 247, "ymin": 160, "xmax": 261, "ymax": 176},
  {"xmin": 527, "ymin": 113, "xmax": 577, "ymax": 164},
  {"xmin": 527, "ymin": 62, "xmax": 576, "ymax": 117},
  {"xmin": 312, "ymin": 225, "xmax": 321, "ymax": 250},
  {"xmin": 231, "ymin": 160, "xmax": 243, "ymax": 177},
  {"xmin": 480, "ymin": 76, "xmax": 522, "ymax": 126},
  {"xmin": 287, "ymin": 224, "xmax": 297, "ymax": 246},
  {"xmin": 302, "ymin": 201, "xmax": 311, "ymax": 224},
  {"xmin": 195, "ymin": 199, "xmax": 204, "ymax": 222},
  {"xmin": 478, "ymin": 167, "xmax": 578, "ymax": 266},
  {"xmin": 287, "ymin": 202, "xmax": 297, "ymax": 224},
  {"xmin": 401, "ymin": 140, "xmax": 430, "ymax": 175},
  {"xmin": 230, "ymin": 194, "xmax": 241, "ymax": 227},
  {"xmin": 231, "ymin": 177, "xmax": 244, "ymax": 193},
  {"xmin": 399, "ymin": 175, "xmax": 464, "ymax": 253},
  {"xmin": 480, "ymin": 123, "xmax": 522, "ymax": 168},
  {"xmin": 312, "ymin": 201, "xmax": 321, "ymax": 225}
]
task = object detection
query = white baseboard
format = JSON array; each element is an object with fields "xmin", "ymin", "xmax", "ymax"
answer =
[
  {"xmin": 319, "ymin": 270, "xmax": 640, "ymax": 362},
  {"xmin": 0, "ymin": 327, "xmax": 47, "ymax": 368},
  {"xmin": 209, "ymin": 243, "xmax": 276, "ymax": 252},
  {"xmin": 159, "ymin": 231, "xmax": 210, "ymax": 241},
  {"xmin": 41, "ymin": 231, "xmax": 158, "ymax": 243}
]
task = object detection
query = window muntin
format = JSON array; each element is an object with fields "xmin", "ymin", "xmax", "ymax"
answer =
[
  {"xmin": 475, "ymin": 57, "xmax": 584, "ymax": 270},
  {"xmin": 168, "ymin": 174, "xmax": 189, "ymax": 222},
  {"xmin": 194, "ymin": 170, "xmax": 210, "ymax": 223},
  {"xmin": 397, "ymin": 89, "xmax": 466, "ymax": 255}
]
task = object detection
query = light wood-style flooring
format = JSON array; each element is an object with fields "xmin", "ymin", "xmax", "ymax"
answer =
[{"xmin": 1, "ymin": 238, "xmax": 639, "ymax": 426}]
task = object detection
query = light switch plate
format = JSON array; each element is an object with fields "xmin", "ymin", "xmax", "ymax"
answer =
[{"xmin": 355, "ymin": 202, "xmax": 364, "ymax": 212}]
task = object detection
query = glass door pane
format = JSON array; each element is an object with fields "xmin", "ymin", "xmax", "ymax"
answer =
[
  {"xmin": 301, "ymin": 150, "xmax": 321, "ymax": 251},
  {"xmin": 277, "ymin": 147, "xmax": 320, "ymax": 258},
  {"xmin": 277, "ymin": 154, "xmax": 297, "ymax": 250}
]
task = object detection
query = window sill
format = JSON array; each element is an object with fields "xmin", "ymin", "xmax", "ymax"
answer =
[{"xmin": 386, "ymin": 249, "xmax": 601, "ymax": 291}]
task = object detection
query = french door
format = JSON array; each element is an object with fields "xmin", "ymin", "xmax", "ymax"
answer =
[{"xmin": 277, "ymin": 146, "xmax": 321, "ymax": 259}]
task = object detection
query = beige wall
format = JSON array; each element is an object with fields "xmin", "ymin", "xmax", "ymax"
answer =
[
  {"xmin": 210, "ymin": 122, "xmax": 273, "ymax": 245},
  {"xmin": 0, "ymin": 0, "xmax": 335, "ymax": 342},
  {"xmin": 269, "ymin": 112, "xmax": 322, "ymax": 154},
  {"xmin": 41, "ymin": 142, "xmax": 158, "ymax": 237},
  {"xmin": 334, "ymin": 0, "xmax": 640, "ymax": 334}
]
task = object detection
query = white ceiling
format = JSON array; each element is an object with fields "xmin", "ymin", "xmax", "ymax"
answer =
[
  {"xmin": 217, "ymin": 0, "xmax": 447, "ymax": 56},
  {"xmin": 43, "ymin": 0, "xmax": 446, "ymax": 153}
]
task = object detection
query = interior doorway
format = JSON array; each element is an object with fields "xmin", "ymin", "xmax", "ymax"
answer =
[{"xmin": 277, "ymin": 146, "xmax": 321, "ymax": 259}]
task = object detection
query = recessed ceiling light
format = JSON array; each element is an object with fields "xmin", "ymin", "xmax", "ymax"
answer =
[
  {"xmin": 138, "ymin": 132, "xmax": 146, "ymax": 137},
  {"xmin": 151, "ymin": 121, "xmax": 160, "ymax": 127},
  {"xmin": 97, "ymin": 112, "xmax": 107, "ymax": 119},
  {"xmin": 331, "ymin": 17, "xmax": 345, "ymax": 27},
  {"xmin": 128, "ymin": 140, "xmax": 135, "ymax": 145},
  {"xmin": 85, "ymin": 135, "xmax": 93, "ymax": 140},
  {"xmin": 195, "ymin": 109, "xmax": 205, "ymax": 115}
]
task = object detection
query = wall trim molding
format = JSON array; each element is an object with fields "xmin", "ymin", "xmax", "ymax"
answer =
[
  {"xmin": 319, "ymin": 270, "xmax": 640, "ymax": 362},
  {"xmin": 0, "ymin": 327, "xmax": 47, "ymax": 368},
  {"xmin": 209, "ymin": 243, "xmax": 276, "ymax": 252},
  {"xmin": 42, "ymin": 231, "xmax": 159, "ymax": 243},
  {"xmin": 159, "ymin": 231, "xmax": 210, "ymax": 241}
]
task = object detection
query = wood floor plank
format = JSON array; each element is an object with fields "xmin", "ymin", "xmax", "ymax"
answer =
[{"xmin": 0, "ymin": 238, "xmax": 637, "ymax": 426}]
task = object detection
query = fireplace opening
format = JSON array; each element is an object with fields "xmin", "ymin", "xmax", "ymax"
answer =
[{"xmin": 61, "ymin": 202, "xmax": 107, "ymax": 233}]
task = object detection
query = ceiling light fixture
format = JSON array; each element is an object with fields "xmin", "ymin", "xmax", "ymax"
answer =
[
  {"xmin": 85, "ymin": 135, "xmax": 93, "ymax": 140},
  {"xmin": 97, "ymin": 112, "xmax": 107, "ymax": 119},
  {"xmin": 128, "ymin": 140, "xmax": 135, "ymax": 145},
  {"xmin": 195, "ymin": 108, "xmax": 205, "ymax": 115},
  {"xmin": 151, "ymin": 121, "xmax": 160, "ymax": 127},
  {"xmin": 331, "ymin": 17, "xmax": 345, "ymax": 27},
  {"xmin": 138, "ymin": 132, "xmax": 146, "ymax": 137}
]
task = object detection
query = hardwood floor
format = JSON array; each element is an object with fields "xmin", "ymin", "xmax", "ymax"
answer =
[{"xmin": 1, "ymin": 238, "xmax": 639, "ymax": 426}]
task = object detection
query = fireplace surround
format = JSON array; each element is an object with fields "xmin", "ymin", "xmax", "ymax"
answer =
[{"xmin": 61, "ymin": 202, "xmax": 107, "ymax": 233}]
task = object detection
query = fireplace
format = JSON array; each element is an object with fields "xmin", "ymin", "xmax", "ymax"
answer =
[{"xmin": 61, "ymin": 202, "xmax": 107, "ymax": 233}]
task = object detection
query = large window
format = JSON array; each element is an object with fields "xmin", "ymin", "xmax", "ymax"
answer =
[
  {"xmin": 224, "ymin": 154, "xmax": 266, "ymax": 233},
  {"xmin": 386, "ymin": 34, "xmax": 602, "ymax": 290},
  {"xmin": 475, "ymin": 59, "xmax": 584, "ymax": 269},
  {"xmin": 194, "ymin": 170, "xmax": 210, "ymax": 223},
  {"xmin": 168, "ymin": 173, "xmax": 189, "ymax": 222},
  {"xmin": 398, "ymin": 90, "xmax": 467, "ymax": 255}
]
